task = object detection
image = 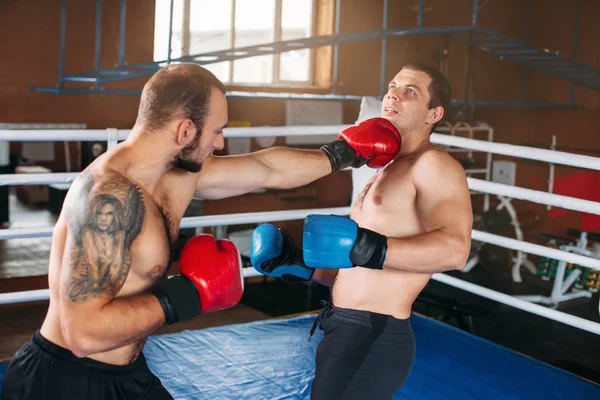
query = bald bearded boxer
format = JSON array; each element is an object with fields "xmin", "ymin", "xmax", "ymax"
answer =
[
  {"xmin": 251, "ymin": 63, "xmax": 473, "ymax": 399},
  {"xmin": 0, "ymin": 64, "xmax": 402, "ymax": 400}
]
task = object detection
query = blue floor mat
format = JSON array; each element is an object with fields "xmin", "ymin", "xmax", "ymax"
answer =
[{"xmin": 1, "ymin": 313, "xmax": 598, "ymax": 399}]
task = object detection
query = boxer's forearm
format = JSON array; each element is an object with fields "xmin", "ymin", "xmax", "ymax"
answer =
[
  {"xmin": 63, "ymin": 294, "xmax": 165, "ymax": 358},
  {"xmin": 383, "ymin": 230, "xmax": 470, "ymax": 274},
  {"xmin": 258, "ymin": 147, "xmax": 332, "ymax": 189}
]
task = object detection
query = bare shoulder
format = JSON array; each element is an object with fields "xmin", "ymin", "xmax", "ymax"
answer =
[
  {"xmin": 65, "ymin": 168, "xmax": 145, "ymax": 229},
  {"xmin": 414, "ymin": 146, "xmax": 465, "ymax": 172},
  {"xmin": 411, "ymin": 146, "xmax": 467, "ymax": 184}
]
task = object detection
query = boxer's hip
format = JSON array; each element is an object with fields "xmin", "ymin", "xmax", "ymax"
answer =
[{"xmin": 310, "ymin": 301, "xmax": 416, "ymax": 400}]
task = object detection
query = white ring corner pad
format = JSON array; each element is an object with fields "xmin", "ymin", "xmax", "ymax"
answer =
[{"xmin": 351, "ymin": 96, "xmax": 383, "ymax": 205}]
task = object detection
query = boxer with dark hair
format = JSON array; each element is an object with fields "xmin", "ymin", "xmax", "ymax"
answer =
[{"xmin": 251, "ymin": 63, "xmax": 472, "ymax": 399}]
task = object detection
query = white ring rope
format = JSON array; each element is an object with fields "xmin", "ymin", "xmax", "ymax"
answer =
[
  {"xmin": 467, "ymin": 178, "xmax": 600, "ymax": 215},
  {"xmin": 2, "ymin": 267, "xmax": 598, "ymax": 336},
  {"xmin": 2, "ymin": 269, "xmax": 598, "ymax": 335},
  {"xmin": 0, "ymin": 267, "xmax": 265, "ymax": 306},
  {"xmin": 0, "ymin": 289, "xmax": 53, "ymax": 305},
  {"xmin": 3, "ymin": 221, "xmax": 599, "ymax": 272},
  {"xmin": 4, "ymin": 226, "xmax": 599, "ymax": 274},
  {"xmin": 0, "ymin": 227, "xmax": 54, "ymax": 240},
  {"xmin": 0, "ymin": 129, "xmax": 130, "ymax": 142},
  {"xmin": 2, "ymin": 124, "xmax": 599, "ymax": 170},
  {"xmin": 0, "ymin": 124, "xmax": 485, "ymax": 141},
  {"xmin": 2, "ymin": 125, "xmax": 600, "ymax": 334},
  {"xmin": 0, "ymin": 126, "xmax": 351, "ymax": 141},
  {"xmin": 178, "ymin": 207, "xmax": 350, "ymax": 229},
  {"xmin": 0, "ymin": 172, "xmax": 78, "ymax": 186},
  {"xmin": 471, "ymin": 230, "xmax": 600, "ymax": 272},
  {"xmin": 431, "ymin": 132, "xmax": 600, "ymax": 171},
  {"xmin": 4, "ymin": 174, "xmax": 600, "ymax": 223},
  {"xmin": 431, "ymin": 274, "xmax": 600, "ymax": 335},
  {"xmin": 0, "ymin": 207, "xmax": 352, "ymax": 240}
]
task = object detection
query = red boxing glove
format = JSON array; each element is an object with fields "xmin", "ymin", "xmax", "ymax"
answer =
[
  {"xmin": 152, "ymin": 234, "xmax": 244, "ymax": 324},
  {"xmin": 340, "ymin": 118, "xmax": 402, "ymax": 168},
  {"xmin": 320, "ymin": 117, "xmax": 402, "ymax": 172},
  {"xmin": 179, "ymin": 235, "xmax": 244, "ymax": 313}
]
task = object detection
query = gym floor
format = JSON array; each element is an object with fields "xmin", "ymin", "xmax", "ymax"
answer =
[{"xmin": 1, "ymin": 190, "xmax": 599, "ymax": 386}]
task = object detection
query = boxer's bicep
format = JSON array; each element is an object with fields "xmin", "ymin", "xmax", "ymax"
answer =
[
  {"xmin": 59, "ymin": 172, "xmax": 142, "ymax": 342},
  {"xmin": 194, "ymin": 153, "xmax": 274, "ymax": 199},
  {"xmin": 195, "ymin": 148, "xmax": 330, "ymax": 199}
]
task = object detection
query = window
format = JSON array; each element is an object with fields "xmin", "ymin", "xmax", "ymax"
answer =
[{"xmin": 153, "ymin": 0, "xmax": 316, "ymax": 86}]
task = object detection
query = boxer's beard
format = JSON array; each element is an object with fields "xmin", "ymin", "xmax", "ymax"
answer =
[{"xmin": 172, "ymin": 131, "xmax": 202, "ymax": 173}]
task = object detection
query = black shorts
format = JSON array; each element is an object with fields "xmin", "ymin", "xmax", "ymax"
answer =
[
  {"xmin": 0, "ymin": 330, "xmax": 172, "ymax": 400},
  {"xmin": 310, "ymin": 302, "xmax": 416, "ymax": 400}
]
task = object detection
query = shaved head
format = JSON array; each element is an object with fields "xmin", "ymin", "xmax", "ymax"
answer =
[{"xmin": 136, "ymin": 63, "xmax": 226, "ymax": 132}]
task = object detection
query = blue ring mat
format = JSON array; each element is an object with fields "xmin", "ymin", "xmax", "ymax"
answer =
[{"xmin": 1, "ymin": 313, "xmax": 598, "ymax": 399}]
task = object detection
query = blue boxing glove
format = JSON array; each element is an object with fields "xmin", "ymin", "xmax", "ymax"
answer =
[
  {"xmin": 303, "ymin": 214, "xmax": 388, "ymax": 270},
  {"xmin": 250, "ymin": 224, "xmax": 315, "ymax": 283}
]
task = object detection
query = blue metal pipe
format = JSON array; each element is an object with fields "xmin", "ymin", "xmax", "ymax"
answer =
[
  {"xmin": 29, "ymin": 86, "xmax": 144, "ymax": 96},
  {"xmin": 472, "ymin": 27, "xmax": 595, "ymax": 71},
  {"xmin": 569, "ymin": 0, "xmax": 581, "ymax": 105},
  {"xmin": 119, "ymin": 0, "xmax": 127, "ymax": 66},
  {"xmin": 379, "ymin": 0, "xmax": 389, "ymax": 98},
  {"xmin": 45, "ymin": 21, "xmax": 600, "ymax": 96},
  {"xmin": 61, "ymin": 26, "xmax": 477, "ymax": 84},
  {"xmin": 520, "ymin": 0, "xmax": 531, "ymax": 102},
  {"xmin": 91, "ymin": 62, "xmax": 168, "ymax": 74},
  {"xmin": 475, "ymin": 43, "xmax": 520, "ymax": 48},
  {"xmin": 451, "ymin": 99, "xmax": 583, "ymax": 108},
  {"xmin": 529, "ymin": 61, "xmax": 573, "ymax": 66},
  {"xmin": 490, "ymin": 49, "xmax": 539, "ymax": 55},
  {"xmin": 418, "ymin": 0, "xmax": 424, "ymax": 28},
  {"xmin": 167, "ymin": 0, "xmax": 174, "ymax": 63},
  {"xmin": 554, "ymin": 67, "xmax": 590, "ymax": 72},
  {"xmin": 513, "ymin": 56, "xmax": 564, "ymax": 60},
  {"xmin": 79, "ymin": 61, "xmax": 585, "ymax": 88},
  {"xmin": 463, "ymin": 1, "xmax": 479, "ymax": 119},
  {"xmin": 98, "ymin": 70, "xmax": 168, "ymax": 84},
  {"xmin": 95, "ymin": 0, "xmax": 103, "ymax": 89},
  {"xmin": 332, "ymin": 0, "xmax": 341, "ymax": 95},
  {"xmin": 564, "ymin": 73, "xmax": 600, "ymax": 78},
  {"xmin": 225, "ymin": 91, "xmax": 363, "ymax": 101},
  {"xmin": 58, "ymin": 0, "xmax": 67, "ymax": 87},
  {"xmin": 66, "ymin": 25, "xmax": 474, "ymax": 76},
  {"xmin": 472, "ymin": 0, "xmax": 479, "ymax": 28},
  {"xmin": 63, "ymin": 76, "xmax": 99, "ymax": 83},
  {"xmin": 27, "ymin": 83, "xmax": 586, "ymax": 109}
]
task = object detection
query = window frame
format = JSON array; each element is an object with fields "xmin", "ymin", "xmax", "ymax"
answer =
[{"xmin": 178, "ymin": 0, "xmax": 319, "ymax": 88}]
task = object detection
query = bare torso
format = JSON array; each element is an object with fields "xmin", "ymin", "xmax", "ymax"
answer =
[
  {"xmin": 331, "ymin": 146, "xmax": 443, "ymax": 319},
  {"xmin": 40, "ymin": 149, "xmax": 198, "ymax": 365}
]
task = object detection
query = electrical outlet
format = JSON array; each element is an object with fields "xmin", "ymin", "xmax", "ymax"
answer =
[{"xmin": 492, "ymin": 160, "xmax": 516, "ymax": 186}]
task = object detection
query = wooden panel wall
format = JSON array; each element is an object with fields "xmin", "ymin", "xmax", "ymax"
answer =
[{"xmin": 1, "ymin": 0, "xmax": 599, "ymax": 240}]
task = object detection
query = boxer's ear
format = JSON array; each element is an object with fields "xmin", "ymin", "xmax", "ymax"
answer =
[
  {"xmin": 175, "ymin": 119, "xmax": 197, "ymax": 147},
  {"xmin": 426, "ymin": 106, "xmax": 444, "ymax": 125}
]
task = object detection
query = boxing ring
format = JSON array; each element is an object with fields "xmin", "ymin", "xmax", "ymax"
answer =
[{"xmin": 1, "ymin": 99, "xmax": 600, "ymax": 398}]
